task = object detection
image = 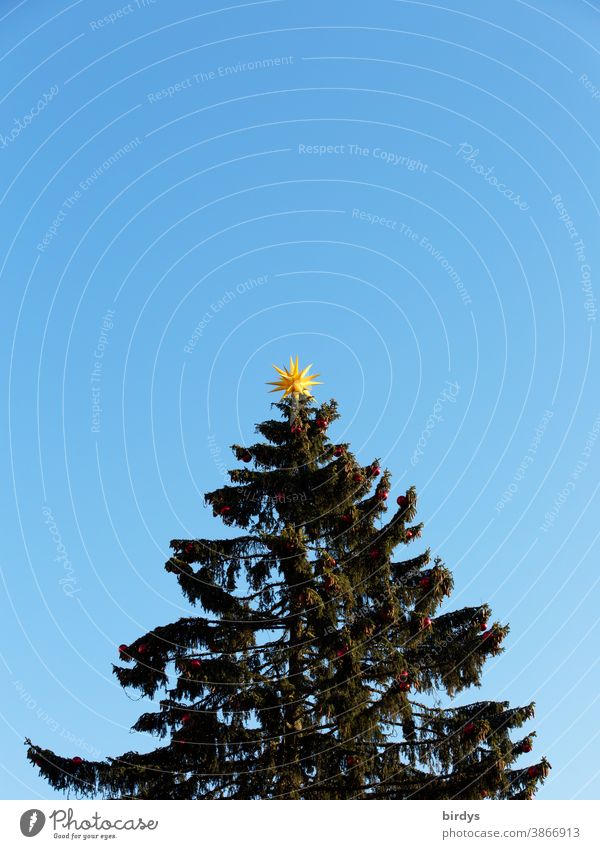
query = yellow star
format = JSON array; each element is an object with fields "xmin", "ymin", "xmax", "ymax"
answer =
[{"xmin": 267, "ymin": 356, "xmax": 322, "ymax": 399}]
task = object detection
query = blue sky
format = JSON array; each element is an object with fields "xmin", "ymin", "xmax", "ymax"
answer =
[{"xmin": 1, "ymin": 0, "xmax": 599, "ymax": 800}]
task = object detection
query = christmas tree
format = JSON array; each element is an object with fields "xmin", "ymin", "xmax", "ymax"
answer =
[{"xmin": 27, "ymin": 358, "xmax": 550, "ymax": 799}]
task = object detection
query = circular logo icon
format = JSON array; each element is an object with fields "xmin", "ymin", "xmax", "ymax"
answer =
[{"xmin": 19, "ymin": 809, "xmax": 46, "ymax": 837}]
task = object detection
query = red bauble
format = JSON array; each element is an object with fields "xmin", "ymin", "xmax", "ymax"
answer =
[
  {"xmin": 138, "ymin": 643, "xmax": 147, "ymax": 654},
  {"xmin": 118, "ymin": 644, "xmax": 129, "ymax": 655},
  {"xmin": 422, "ymin": 616, "xmax": 432, "ymax": 628},
  {"xmin": 378, "ymin": 490, "xmax": 389, "ymax": 500},
  {"xmin": 190, "ymin": 659, "xmax": 202, "ymax": 668},
  {"xmin": 333, "ymin": 445, "xmax": 344, "ymax": 457},
  {"xmin": 480, "ymin": 622, "xmax": 488, "ymax": 631},
  {"xmin": 482, "ymin": 629, "xmax": 493, "ymax": 640},
  {"xmin": 71, "ymin": 756, "xmax": 83, "ymax": 764},
  {"xmin": 398, "ymin": 670, "xmax": 409, "ymax": 681},
  {"xmin": 419, "ymin": 577, "xmax": 431, "ymax": 588},
  {"xmin": 369, "ymin": 548, "xmax": 380, "ymax": 559},
  {"xmin": 371, "ymin": 465, "xmax": 381, "ymax": 476},
  {"xmin": 396, "ymin": 495, "xmax": 407, "ymax": 508},
  {"xmin": 463, "ymin": 722, "xmax": 476, "ymax": 736},
  {"xmin": 241, "ymin": 451, "xmax": 252, "ymax": 463},
  {"xmin": 185, "ymin": 543, "xmax": 194, "ymax": 553},
  {"xmin": 220, "ymin": 506, "xmax": 232, "ymax": 515},
  {"xmin": 316, "ymin": 417, "xmax": 329, "ymax": 429},
  {"xmin": 291, "ymin": 422, "xmax": 302, "ymax": 433},
  {"xmin": 521, "ymin": 741, "xmax": 533, "ymax": 753},
  {"xmin": 181, "ymin": 713, "xmax": 191, "ymax": 724},
  {"xmin": 406, "ymin": 531, "xmax": 413, "ymax": 539},
  {"xmin": 336, "ymin": 646, "xmax": 348, "ymax": 658},
  {"xmin": 398, "ymin": 681, "xmax": 411, "ymax": 692},
  {"xmin": 353, "ymin": 473, "xmax": 363, "ymax": 483},
  {"xmin": 527, "ymin": 766, "xmax": 539, "ymax": 778},
  {"xmin": 347, "ymin": 756, "xmax": 358, "ymax": 768},
  {"xmin": 341, "ymin": 514, "xmax": 352, "ymax": 524}
]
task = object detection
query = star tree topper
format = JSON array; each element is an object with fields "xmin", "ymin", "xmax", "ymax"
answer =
[{"xmin": 267, "ymin": 356, "xmax": 322, "ymax": 399}]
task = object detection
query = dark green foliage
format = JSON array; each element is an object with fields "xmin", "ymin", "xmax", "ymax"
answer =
[{"xmin": 27, "ymin": 396, "xmax": 550, "ymax": 799}]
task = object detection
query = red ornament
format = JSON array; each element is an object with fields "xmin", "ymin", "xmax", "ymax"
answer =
[
  {"xmin": 341, "ymin": 514, "xmax": 352, "ymax": 524},
  {"xmin": 190, "ymin": 659, "xmax": 202, "ymax": 668},
  {"xmin": 291, "ymin": 422, "xmax": 302, "ymax": 433},
  {"xmin": 378, "ymin": 490, "xmax": 389, "ymax": 501},
  {"xmin": 482, "ymin": 629, "xmax": 493, "ymax": 640},
  {"xmin": 406, "ymin": 531, "xmax": 413, "ymax": 539},
  {"xmin": 353, "ymin": 473, "xmax": 363, "ymax": 483},
  {"xmin": 241, "ymin": 451, "xmax": 252, "ymax": 463},
  {"xmin": 521, "ymin": 741, "xmax": 533, "ymax": 753},
  {"xmin": 371, "ymin": 465, "xmax": 381, "ymax": 477},
  {"xmin": 138, "ymin": 643, "xmax": 147, "ymax": 654},
  {"xmin": 347, "ymin": 756, "xmax": 358, "ymax": 768},
  {"xmin": 220, "ymin": 506, "xmax": 232, "ymax": 515},
  {"xmin": 396, "ymin": 495, "xmax": 407, "ymax": 508},
  {"xmin": 527, "ymin": 766, "xmax": 539, "ymax": 778},
  {"xmin": 480, "ymin": 622, "xmax": 488, "ymax": 631},
  {"xmin": 71, "ymin": 756, "xmax": 83, "ymax": 764},
  {"xmin": 463, "ymin": 722, "xmax": 476, "ymax": 736},
  {"xmin": 419, "ymin": 577, "xmax": 431, "ymax": 588},
  {"xmin": 398, "ymin": 681, "xmax": 410, "ymax": 692},
  {"xmin": 333, "ymin": 445, "xmax": 344, "ymax": 457},
  {"xmin": 181, "ymin": 713, "xmax": 191, "ymax": 724},
  {"xmin": 185, "ymin": 543, "xmax": 194, "ymax": 553},
  {"xmin": 398, "ymin": 670, "xmax": 409, "ymax": 681},
  {"xmin": 336, "ymin": 646, "xmax": 348, "ymax": 658},
  {"xmin": 422, "ymin": 616, "xmax": 432, "ymax": 629},
  {"xmin": 316, "ymin": 417, "xmax": 329, "ymax": 429},
  {"xmin": 118, "ymin": 644, "xmax": 129, "ymax": 655},
  {"xmin": 369, "ymin": 548, "xmax": 381, "ymax": 559}
]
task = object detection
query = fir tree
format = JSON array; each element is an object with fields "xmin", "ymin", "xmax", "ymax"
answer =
[{"xmin": 27, "ymin": 365, "xmax": 550, "ymax": 799}]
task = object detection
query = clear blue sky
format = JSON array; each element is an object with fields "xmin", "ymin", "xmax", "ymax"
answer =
[{"xmin": 1, "ymin": 0, "xmax": 599, "ymax": 800}]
